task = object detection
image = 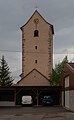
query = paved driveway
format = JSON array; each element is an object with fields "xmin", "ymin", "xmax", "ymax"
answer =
[{"xmin": 0, "ymin": 106, "xmax": 74, "ymax": 120}]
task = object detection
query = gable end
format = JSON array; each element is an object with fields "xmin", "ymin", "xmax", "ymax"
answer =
[{"xmin": 20, "ymin": 10, "xmax": 54, "ymax": 34}]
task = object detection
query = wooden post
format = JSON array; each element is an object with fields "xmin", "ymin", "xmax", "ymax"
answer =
[
  {"xmin": 14, "ymin": 90, "xmax": 16, "ymax": 106},
  {"xmin": 37, "ymin": 90, "xmax": 39, "ymax": 106}
]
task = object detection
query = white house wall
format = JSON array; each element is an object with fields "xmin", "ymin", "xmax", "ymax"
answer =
[
  {"xmin": 65, "ymin": 91, "xmax": 69, "ymax": 108},
  {"xmin": 69, "ymin": 90, "xmax": 74, "ymax": 111}
]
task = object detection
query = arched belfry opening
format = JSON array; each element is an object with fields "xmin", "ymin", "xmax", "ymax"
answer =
[{"xmin": 34, "ymin": 30, "xmax": 39, "ymax": 37}]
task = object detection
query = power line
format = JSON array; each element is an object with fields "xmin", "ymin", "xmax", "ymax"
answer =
[
  {"xmin": 0, "ymin": 49, "xmax": 22, "ymax": 53},
  {"xmin": 0, "ymin": 49, "xmax": 74, "ymax": 54}
]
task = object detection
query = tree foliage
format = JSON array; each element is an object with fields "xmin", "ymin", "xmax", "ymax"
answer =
[
  {"xmin": 50, "ymin": 56, "xmax": 68, "ymax": 86},
  {"xmin": 0, "ymin": 56, "xmax": 13, "ymax": 86}
]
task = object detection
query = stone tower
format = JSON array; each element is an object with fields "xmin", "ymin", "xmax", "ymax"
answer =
[{"xmin": 20, "ymin": 10, "xmax": 54, "ymax": 84}]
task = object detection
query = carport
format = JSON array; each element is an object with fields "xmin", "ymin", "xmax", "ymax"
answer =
[
  {"xmin": 0, "ymin": 87, "xmax": 16, "ymax": 106},
  {"xmin": 15, "ymin": 86, "xmax": 62, "ymax": 106},
  {"xmin": 0, "ymin": 86, "xmax": 62, "ymax": 106}
]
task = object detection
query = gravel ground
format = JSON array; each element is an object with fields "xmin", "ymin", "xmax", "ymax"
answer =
[{"xmin": 0, "ymin": 106, "xmax": 74, "ymax": 120}]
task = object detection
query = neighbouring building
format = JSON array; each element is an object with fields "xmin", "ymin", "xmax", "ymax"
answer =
[{"xmin": 61, "ymin": 63, "xmax": 74, "ymax": 111}]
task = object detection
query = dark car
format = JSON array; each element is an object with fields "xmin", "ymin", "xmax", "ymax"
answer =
[{"xmin": 42, "ymin": 96, "xmax": 53, "ymax": 106}]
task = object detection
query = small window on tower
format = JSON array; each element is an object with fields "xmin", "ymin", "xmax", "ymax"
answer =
[
  {"xmin": 35, "ymin": 60, "xmax": 37, "ymax": 63},
  {"xmin": 35, "ymin": 46, "xmax": 37, "ymax": 49},
  {"xmin": 34, "ymin": 30, "xmax": 39, "ymax": 37}
]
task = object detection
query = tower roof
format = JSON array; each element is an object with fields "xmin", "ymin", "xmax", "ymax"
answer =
[{"xmin": 20, "ymin": 10, "xmax": 54, "ymax": 34}]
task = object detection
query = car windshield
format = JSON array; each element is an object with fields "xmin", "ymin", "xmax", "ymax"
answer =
[{"xmin": 44, "ymin": 96, "xmax": 51, "ymax": 99}]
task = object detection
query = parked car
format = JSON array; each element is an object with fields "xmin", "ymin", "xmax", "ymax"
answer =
[
  {"xmin": 42, "ymin": 96, "xmax": 53, "ymax": 106},
  {"xmin": 21, "ymin": 95, "xmax": 33, "ymax": 106}
]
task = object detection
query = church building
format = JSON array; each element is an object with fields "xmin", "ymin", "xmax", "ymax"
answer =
[
  {"xmin": 17, "ymin": 10, "xmax": 54, "ymax": 86},
  {"xmin": 0, "ymin": 10, "xmax": 62, "ymax": 107}
]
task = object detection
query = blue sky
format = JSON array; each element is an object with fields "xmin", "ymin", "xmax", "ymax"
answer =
[{"xmin": 0, "ymin": 0, "xmax": 74, "ymax": 83}]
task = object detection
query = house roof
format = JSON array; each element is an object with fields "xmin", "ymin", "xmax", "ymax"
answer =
[
  {"xmin": 68, "ymin": 63, "xmax": 74, "ymax": 69},
  {"xmin": 64, "ymin": 63, "xmax": 74, "ymax": 75},
  {"xmin": 20, "ymin": 10, "xmax": 54, "ymax": 34},
  {"xmin": 67, "ymin": 63, "xmax": 74, "ymax": 73}
]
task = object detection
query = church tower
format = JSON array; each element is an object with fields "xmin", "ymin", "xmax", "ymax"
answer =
[{"xmin": 19, "ymin": 10, "xmax": 54, "ymax": 86}]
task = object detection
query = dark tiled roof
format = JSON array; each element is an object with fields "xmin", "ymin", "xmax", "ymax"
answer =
[{"xmin": 69, "ymin": 63, "xmax": 74, "ymax": 69}]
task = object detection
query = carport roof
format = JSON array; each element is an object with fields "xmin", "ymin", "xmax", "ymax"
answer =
[{"xmin": 0, "ymin": 86, "xmax": 62, "ymax": 90}]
